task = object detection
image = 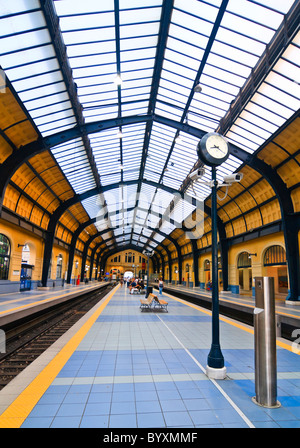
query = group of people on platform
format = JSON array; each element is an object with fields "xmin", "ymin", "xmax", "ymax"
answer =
[
  {"xmin": 120, "ymin": 277, "xmax": 145, "ymax": 293},
  {"xmin": 119, "ymin": 277, "xmax": 164, "ymax": 295}
]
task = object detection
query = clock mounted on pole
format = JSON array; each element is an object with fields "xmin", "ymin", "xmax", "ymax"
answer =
[{"xmin": 197, "ymin": 132, "xmax": 230, "ymax": 379}]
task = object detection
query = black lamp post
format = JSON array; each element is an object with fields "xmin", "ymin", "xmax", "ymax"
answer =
[
  {"xmin": 206, "ymin": 165, "xmax": 226, "ymax": 378},
  {"xmin": 197, "ymin": 132, "xmax": 230, "ymax": 379},
  {"xmin": 143, "ymin": 249, "xmax": 153, "ymax": 297}
]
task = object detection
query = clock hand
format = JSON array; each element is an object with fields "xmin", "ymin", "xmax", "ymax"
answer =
[{"xmin": 210, "ymin": 145, "xmax": 226, "ymax": 154}]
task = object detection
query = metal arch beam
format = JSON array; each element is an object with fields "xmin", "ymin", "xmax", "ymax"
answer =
[
  {"xmin": 65, "ymin": 204, "xmax": 183, "ymax": 283},
  {"xmin": 129, "ymin": 0, "xmax": 173, "ymax": 246},
  {"xmin": 1, "ymin": 111, "xmax": 298, "ymax": 296},
  {"xmin": 0, "ymin": 113, "xmax": 205, "ymax": 216},
  {"xmin": 1, "ymin": 113, "xmax": 292, "ymax": 218},
  {"xmin": 41, "ymin": 180, "xmax": 199, "ymax": 286},
  {"xmin": 229, "ymin": 147, "xmax": 299, "ymax": 301},
  {"xmin": 0, "ymin": 112, "xmax": 296, "ymax": 201},
  {"xmin": 94, "ymin": 232, "xmax": 173, "ymax": 283},
  {"xmin": 91, "ymin": 235, "xmax": 172, "ymax": 282},
  {"xmin": 99, "ymin": 234, "xmax": 165, "ymax": 264},
  {"xmin": 0, "ymin": 115, "xmax": 153, "ymax": 213},
  {"xmin": 99, "ymin": 243, "xmax": 162, "ymax": 275},
  {"xmin": 77, "ymin": 227, "xmax": 174, "ymax": 283},
  {"xmin": 0, "ymin": 113, "xmax": 254, "ymax": 213},
  {"xmin": 40, "ymin": 0, "xmax": 102, "ymax": 191}
]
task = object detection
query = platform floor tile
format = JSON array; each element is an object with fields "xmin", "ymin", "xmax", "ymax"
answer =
[{"xmin": 10, "ymin": 285, "xmax": 300, "ymax": 428}]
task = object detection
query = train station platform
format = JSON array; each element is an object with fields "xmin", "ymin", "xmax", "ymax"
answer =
[
  {"xmin": 0, "ymin": 283, "xmax": 299, "ymax": 429},
  {"xmin": 0, "ymin": 281, "xmax": 108, "ymax": 326},
  {"xmin": 162, "ymin": 282, "xmax": 300, "ymax": 318}
]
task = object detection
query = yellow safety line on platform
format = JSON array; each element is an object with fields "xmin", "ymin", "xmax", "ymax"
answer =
[
  {"xmin": 0, "ymin": 284, "xmax": 119, "ymax": 428},
  {"xmin": 0, "ymin": 283, "xmax": 104, "ymax": 316},
  {"xmin": 161, "ymin": 291, "xmax": 298, "ymax": 354}
]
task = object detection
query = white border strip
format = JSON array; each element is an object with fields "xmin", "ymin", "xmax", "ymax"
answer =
[{"xmin": 156, "ymin": 314, "xmax": 255, "ymax": 428}]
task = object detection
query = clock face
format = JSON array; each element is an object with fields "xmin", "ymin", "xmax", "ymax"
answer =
[
  {"xmin": 206, "ymin": 134, "xmax": 229, "ymax": 159},
  {"xmin": 197, "ymin": 132, "xmax": 229, "ymax": 166}
]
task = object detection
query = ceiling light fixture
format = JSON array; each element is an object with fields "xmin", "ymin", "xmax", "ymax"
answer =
[
  {"xmin": 194, "ymin": 83, "xmax": 202, "ymax": 93},
  {"xmin": 114, "ymin": 74, "xmax": 122, "ymax": 86}
]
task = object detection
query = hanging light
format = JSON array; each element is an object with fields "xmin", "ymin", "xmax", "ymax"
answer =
[
  {"xmin": 194, "ymin": 83, "xmax": 202, "ymax": 92},
  {"xmin": 114, "ymin": 74, "xmax": 123, "ymax": 86}
]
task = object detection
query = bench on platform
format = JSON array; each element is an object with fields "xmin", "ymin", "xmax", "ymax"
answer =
[
  {"xmin": 140, "ymin": 293, "xmax": 155, "ymax": 311},
  {"xmin": 153, "ymin": 295, "xmax": 168, "ymax": 312},
  {"xmin": 140, "ymin": 293, "xmax": 168, "ymax": 312}
]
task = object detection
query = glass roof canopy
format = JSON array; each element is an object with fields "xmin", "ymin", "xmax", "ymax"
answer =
[{"xmin": 0, "ymin": 0, "xmax": 299, "ymax": 254}]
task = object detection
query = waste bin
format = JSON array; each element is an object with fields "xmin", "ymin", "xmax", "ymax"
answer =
[
  {"xmin": 147, "ymin": 286, "xmax": 153, "ymax": 295},
  {"xmin": 252, "ymin": 277, "xmax": 280, "ymax": 408}
]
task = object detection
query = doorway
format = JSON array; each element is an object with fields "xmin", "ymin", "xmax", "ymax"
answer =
[{"xmin": 20, "ymin": 264, "xmax": 32, "ymax": 291}]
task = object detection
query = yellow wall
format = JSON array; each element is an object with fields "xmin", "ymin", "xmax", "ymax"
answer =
[
  {"xmin": 105, "ymin": 249, "xmax": 153, "ymax": 278},
  {"xmin": 228, "ymin": 232, "xmax": 285, "ymax": 291},
  {"xmin": 0, "ymin": 217, "xmax": 291, "ymax": 299},
  {"xmin": 0, "ymin": 219, "xmax": 44, "ymax": 282},
  {"xmin": 0, "ymin": 219, "xmax": 83, "ymax": 283}
]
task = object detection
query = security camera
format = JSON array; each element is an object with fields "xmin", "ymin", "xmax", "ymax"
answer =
[
  {"xmin": 194, "ymin": 83, "xmax": 202, "ymax": 93},
  {"xmin": 189, "ymin": 167, "xmax": 206, "ymax": 182},
  {"xmin": 223, "ymin": 173, "xmax": 243, "ymax": 184}
]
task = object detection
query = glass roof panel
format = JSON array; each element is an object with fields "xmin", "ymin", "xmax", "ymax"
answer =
[{"xmin": 0, "ymin": 0, "xmax": 298, "ymax": 254}]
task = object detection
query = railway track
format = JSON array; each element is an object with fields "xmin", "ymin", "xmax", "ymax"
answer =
[
  {"xmin": 0, "ymin": 284, "xmax": 113, "ymax": 390},
  {"xmin": 158, "ymin": 286, "xmax": 299, "ymax": 343}
]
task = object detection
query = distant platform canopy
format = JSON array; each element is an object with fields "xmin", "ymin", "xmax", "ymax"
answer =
[{"xmin": 0, "ymin": 0, "xmax": 299, "ymax": 273}]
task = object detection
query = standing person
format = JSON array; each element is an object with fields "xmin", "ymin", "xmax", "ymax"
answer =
[{"xmin": 158, "ymin": 277, "xmax": 164, "ymax": 295}]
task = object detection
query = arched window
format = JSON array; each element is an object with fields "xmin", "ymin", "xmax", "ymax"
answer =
[
  {"xmin": 22, "ymin": 244, "xmax": 30, "ymax": 263},
  {"xmin": 237, "ymin": 252, "xmax": 252, "ymax": 268},
  {"xmin": 125, "ymin": 252, "xmax": 134, "ymax": 263},
  {"xmin": 264, "ymin": 245, "xmax": 286, "ymax": 266},
  {"xmin": 0, "ymin": 234, "xmax": 10, "ymax": 280},
  {"xmin": 204, "ymin": 260, "xmax": 210, "ymax": 271},
  {"xmin": 218, "ymin": 256, "xmax": 222, "ymax": 270},
  {"xmin": 56, "ymin": 254, "xmax": 63, "ymax": 279}
]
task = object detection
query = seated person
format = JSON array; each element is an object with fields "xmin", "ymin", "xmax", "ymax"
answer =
[{"xmin": 130, "ymin": 279, "xmax": 137, "ymax": 293}]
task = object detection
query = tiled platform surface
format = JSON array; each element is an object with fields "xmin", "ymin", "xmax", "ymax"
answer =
[
  {"xmin": 163, "ymin": 283, "xmax": 300, "ymax": 319},
  {"xmin": 0, "ymin": 281, "xmax": 106, "ymax": 316},
  {"xmin": 1, "ymin": 284, "xmax": 300, "ymax": 428}
]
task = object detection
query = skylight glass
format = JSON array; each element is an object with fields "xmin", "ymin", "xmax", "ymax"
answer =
[{"xmin": 0, "ymin": 0, "xmax": 298, "ymax": 255}]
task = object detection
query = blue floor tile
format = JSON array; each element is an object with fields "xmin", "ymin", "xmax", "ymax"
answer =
[
  {"xmin": 37, "ymin": 393, "xmax": 66, "ymax": 405},
  {"xmin": 137, "ymin": 412, "xmax": 165, "ymax": 428},
  {"xmin": 183, "ymin": 398, "xmax": 211, "ymax": 411},
  {"xmin": 110, "ymin": 401, "xmax": 136, "ymax": 415},
  {"xmin": 163, "ymin": 411, "xmax": 193, "ymax": 427},
  {"xmin": 136, "ymin": 400, "xmax": 161, "ymax": 413},
  {"xmin": 29, "ymin": 404, "xmax": 60, "ymax": 418},
  {"xmin": 50, "ymin": 416, "xmax": 81, "ymax": 428},
  {"xmin": 19, "ymin": 286, "xmax": 300, "ymax": 429},
  {"xmin": 156, "ymin": 389, "xmax": 181, "ymax": 400},
  {"xmin": 21, "ymin": 417, "xmax": 53, "ymax": 428},
  {"xmin": 135, "ymin": 390, "xmax": 158, "ymax": 401},
  {"xmin": 87, "ymin": 392, "xmax": 112, "ymax": 403},
  {"xmin": 112, "ymin": 391, "xmax": 135, "ymax": 402},
  {"xmin": 109, "ymin": 413, "xmax": 137, "ymax": 428},
  {"xmin": 84, "ymin": 402, "xmax": 111, "ymax": 416},
  {"xmin": 160, "ymin": 399, "xmax": 187, "ymax": 412},
  {"xmin": 189, "ymin": 409, "xmax": 219, "ymax": 426},
  {"xmin": 56, "ymin": 403, "xmax": 86, "ymax": 417},
  {"xmin": 63, "ymin": 393, "xmax": 89, "ymax": 404},
  {"xmin": 80, "ymin": 415, "xmax": 109, "ymax": 428}
]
